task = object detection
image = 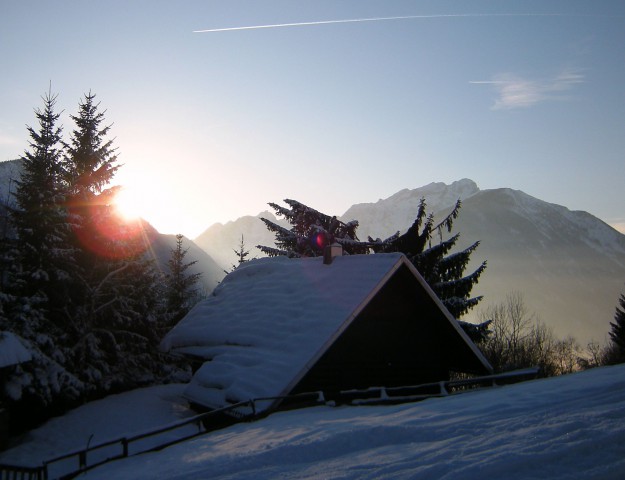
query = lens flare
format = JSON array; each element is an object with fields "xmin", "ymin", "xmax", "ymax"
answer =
[
  {"xmin": 69, "ymin": 202, "xmax": 157, "ymax": 260},
  {"xmin": 311, "ymin": 231, "xmax": 328, "ymax": 250}
]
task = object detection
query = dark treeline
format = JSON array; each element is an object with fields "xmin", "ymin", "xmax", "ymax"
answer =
[{"xmin": 0, "ymin": 91, "xmax": 200, "ymax": 433}]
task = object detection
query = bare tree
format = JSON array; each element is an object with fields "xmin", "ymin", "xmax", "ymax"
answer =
[
  {"xmin": 477, "ymin": 292, "xmax": 584, "ymax": 376},
  {"xmin": 479, "ymin": 291, "xmax": 537, "ymax": 372},
  {"xmin": 552, "ymin": 336, "xmax": 582, "ymax": 375}
]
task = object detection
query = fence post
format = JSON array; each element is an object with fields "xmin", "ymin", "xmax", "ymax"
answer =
[
  {"xmin": 122, "ymin": 437, "xmax": 129, "ymax": 457},
  {"xmin": 440, "ymin": 381, "xmax": 449, "ymax": 396},
  {"xmin": 79, "ymin": 450, "xmax": 87, "ymax": 469}
]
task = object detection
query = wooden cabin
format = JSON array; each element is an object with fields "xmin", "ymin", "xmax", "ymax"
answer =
[{"xmin": 161, "ymin": 252, "xmax": 492, "ymax": 417}]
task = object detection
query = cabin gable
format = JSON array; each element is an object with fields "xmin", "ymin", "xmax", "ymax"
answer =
[{"xmin": 292, "ymin": 263, "xmax": 454, "ymax": 398}]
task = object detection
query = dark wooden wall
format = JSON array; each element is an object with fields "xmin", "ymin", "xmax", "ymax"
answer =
[{"xmin": 292, "ymin": 265, "xmax": 458, "ymax": 398}]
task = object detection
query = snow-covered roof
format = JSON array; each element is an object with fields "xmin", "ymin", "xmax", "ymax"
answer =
[
  {"xmin": 161, "ymin": 253, "xmax": 488, "ymax": 413},
  {"xmin": 0, "ymin": 331, "xmax": 32, "ymax": 368}
]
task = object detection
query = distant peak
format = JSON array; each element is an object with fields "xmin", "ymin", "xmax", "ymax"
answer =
[{"xmin": 452, "ymin": 178, "xmax": 479, "ymax": 191}]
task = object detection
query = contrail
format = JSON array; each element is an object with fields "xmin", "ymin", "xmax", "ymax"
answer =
[{"xmin": 193, "ymin": 13, "xmax": 590, "ymax": 33}]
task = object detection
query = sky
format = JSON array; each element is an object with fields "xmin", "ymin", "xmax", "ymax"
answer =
[{"xmin": 1, "ymin": 0, "xmax": 624, "ymax": 238}]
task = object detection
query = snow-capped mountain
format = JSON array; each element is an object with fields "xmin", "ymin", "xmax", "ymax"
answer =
[
  {"xmin": 195, "ymin": 179, "xmax": 625, "ymax": 345},
  {"xmin": 342, "ymin": 178, "xmax": 480, "ymax": 239}
]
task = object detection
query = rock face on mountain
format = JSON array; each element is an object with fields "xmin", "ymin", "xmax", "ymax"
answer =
[
  {"xmin": 197, "ymin": 179, "xmax": 625, "ymax": 345},
  {"xmin": 0, "ymin": 160, "xmax": 21, "ymax": 198},
  {"xmin": 342, "ymin": 179, "xmax": 480, "ymax": 240}
]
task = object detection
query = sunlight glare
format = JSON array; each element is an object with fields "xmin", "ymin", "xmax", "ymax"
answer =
[
  {"xmin": 113, "ymin": 187, "xmax": 143, "ymax": 221},
  {"xmin": 111, "ymin": 178, "xmax": 207, "ymax": 238}
]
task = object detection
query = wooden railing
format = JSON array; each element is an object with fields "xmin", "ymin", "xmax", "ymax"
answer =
[
  {"xmin": 1, "ymin": 391, "xmax": 322, "ymax": 480},
  {"xmin": 340, "ymin": 367, "xmax": 541, "ymax": 405},
  {"xmin": 0, "ymin": 462, "xmax": 47, "ymax": 480},
  {"xmin": 1, "ymin": 368, "xmax": 538, "ymax": 480}
]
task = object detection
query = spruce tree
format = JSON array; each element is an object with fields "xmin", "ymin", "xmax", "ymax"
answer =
[
  {"xmin": 61, "ymin": 91, "xmax": 122, "ymax": 323},
  {"xmin": 234, "ymin": 234, "xmax": 251, "ymax": 266},
  {"xmin": 225, "ymin": 234, "xmax": 252, "ymax": 273},
  {"xmin": 60, "ymin": 92, "xmax": 167, "ymax": 394},
  {"xmin": 165, "ymin": 234, "xmax": 202, "ymax": 327},
  {"xmin": 368, "ymin": 198, "xmax": 487, "ymax": 320},
  {"xmin": 609, "ymin": 291, "xmax": 625, "ymax": 363},
  {"xmin": 258, "ymin": 199, "xmax": 367, "ymax": 257},
  {"xmin": 1, "ymin": 90, "xmax": 83, "ymax": 415},
  {"xmin": 11, "ymin": 90, "xmax": 71, "ymax": 315}
]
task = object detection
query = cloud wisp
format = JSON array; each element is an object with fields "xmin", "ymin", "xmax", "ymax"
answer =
[
  {"xmin": 193, "ymin": 13, "xmax": 584, "ymax": 33},
  {"xmin": 470, "ymin": 69, "xmax": 585, "ymax": 110}
]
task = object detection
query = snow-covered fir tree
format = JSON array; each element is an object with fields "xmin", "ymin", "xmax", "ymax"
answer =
[
  {"xmin": 59, "ymin": 93, "xmax": 180, "ymax": 394},
  {"xmin": 164, "ymin": 234, "xmax": 202, "ymax": 328},
  {"xmin": 609, "ymin": 290, "xmax": 625, "ymax": 363},
  {"xmin": 367, "ymin": 198, "xmax": 487, "ymax": 320},
  {"xmin": 1, "ymin": 91, "xmax": 83, "ymax": 422},
  {"xmin": 258, "ymin": 199, "xmax": 368, "ymax": 257},
  {"xmin": 10, "ymin": 90, "xmax": 72, "ymax": 316}
]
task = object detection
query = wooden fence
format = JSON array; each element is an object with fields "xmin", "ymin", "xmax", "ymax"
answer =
[{"xmin": 0, "ymin": 462, "xmax": 47, "ymax": 480}]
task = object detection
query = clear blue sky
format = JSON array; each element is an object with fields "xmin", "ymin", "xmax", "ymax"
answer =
[{"xmin": 1, "ymin": 0, "xmax": 624, "ymax": 237}]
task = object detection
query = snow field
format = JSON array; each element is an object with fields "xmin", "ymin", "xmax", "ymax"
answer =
[{"xmin": 3, "ymin": 364, "xmax": 624, "ymax": 479}]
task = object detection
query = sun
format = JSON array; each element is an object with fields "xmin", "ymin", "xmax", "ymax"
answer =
[
  {"xmin": 111, "ymin": 181, "xmax": 206, "ymax": 238},
  {"xmin": 113, "ymin": 187, "xmax": 144, "ymax": 221}
]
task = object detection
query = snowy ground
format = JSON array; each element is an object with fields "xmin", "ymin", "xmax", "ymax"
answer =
[{"xmin": 2, "ymin": 365, "xmax": 625, "ymax": 479}]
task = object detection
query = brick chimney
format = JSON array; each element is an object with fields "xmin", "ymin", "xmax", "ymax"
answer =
[{"xmin": 323, "ymin": 243, "xmax": 343, "ymax": 265}]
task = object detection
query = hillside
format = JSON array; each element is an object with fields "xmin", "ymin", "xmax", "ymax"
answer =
[
  {"xmin": 436, "ymin": 188, "xmax": 625, "ymax": 342},
  {"xmin": 2, "ymin": 365, "xmax": 624, "ymax": 479}
]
